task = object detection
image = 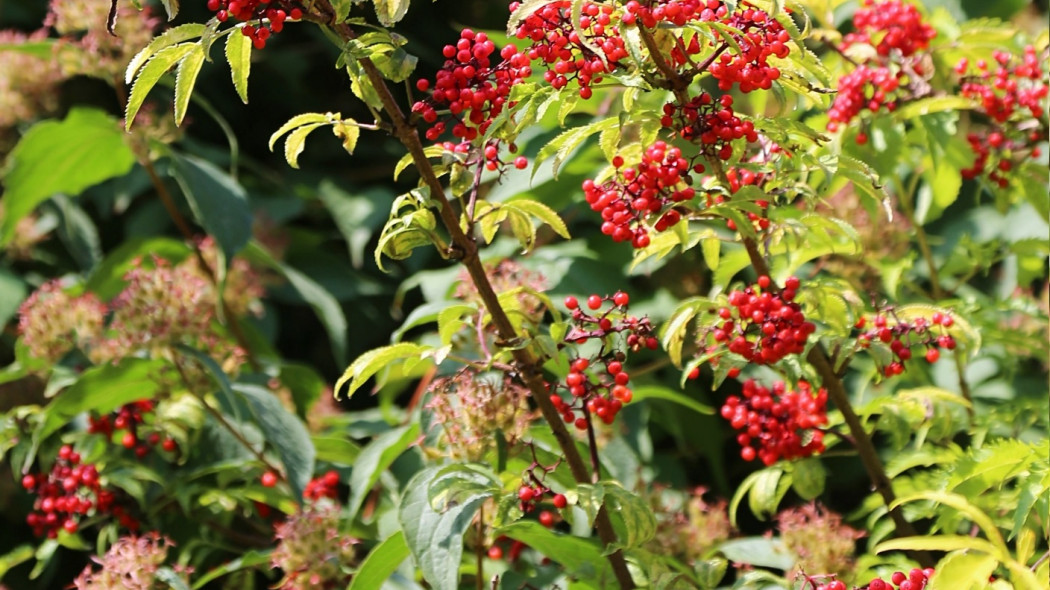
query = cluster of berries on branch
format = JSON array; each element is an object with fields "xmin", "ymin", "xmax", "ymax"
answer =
[
  {"xmin": 582, "ymin": 142, "xmax": 697, "ymax": 248},
  {"xmin": 720, "ymin": 379, "xmax": 828, "ymax": 465},
  {"xmin": 701, "ymin": 276, "xmax": 814, "ymax": 366},
  {"xmin": 854, "ymin": 310, "xmax": 956, "ymax": 377},
  {"xmin": 206, "ymin": 0, "xmax": 302, "ymax": 49},
  {"xmin": 956, "ymin": 46, "xmax": 1049, "ymax": 187},
  {"xmin": 662, "ymin": 93, "xmax": 758, "ymax": 161},
  {"xmin": 556, "ymin": 292, "xmax": 656, "ymax": 428},
  {"xmin": 828, "ymin": 0, "xmax": 936, "ymax": 139},
  {"xmin": 509, "ymin": 1, "xmax": 627, "ymax": 99},
  {"xmin": 866, "ymin": 568, "xmax": 935, "ymax": 590},
  {"xmin": 303, "ymin": 470, "xmax": 341, "ymax": 502},
  {"xmin": 412, "ymin": 30, "xmax": 530, "ymax": 144},
  {"xmin": 88, "ymin": 400, "xmax": 177, "ymax": 458},
  {"xmin": 22, "ymin": 445, "xmax": 136, "ymax": 537},
  {"xmin": 702, "ymin": 165, "xmax": 772, "ymax": 233}
]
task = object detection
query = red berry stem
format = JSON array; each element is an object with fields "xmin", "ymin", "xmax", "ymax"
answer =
[{"xmin": 313, "ymin": 6, "xmax": 635, "ymax": 587}]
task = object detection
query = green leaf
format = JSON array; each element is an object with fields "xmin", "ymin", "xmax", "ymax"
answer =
[
  {"xmin": 894, "ymin": 96, "xmax": 978, "ymax": 120},
  {"xmin": 399, "ymin": 466, "xmax": 491, "ymax": 590},
  {"xmin": 889, "ymin": 492, "xmax": 1008, "ymax": 557},
  {"xmin": 126, "ymin": 24, "xmax": 206, "ymax": 84},
  {"xmin": 158, "ymin": 0, "xmax": 180, "ymax": 20},
  {"xmin": 876, "ymin": 535, "xmax": 1001, "ymax": 555},
  {"xmin": 49, "ymin": 194, "xmax": 102, "ymax": 271},
  {"xmin": 428, "ymin": 463, "xmax": 502, "ymax": 512},
  {"xmin": 234, "ymin": 383, "xmax": 316, "ymax": 503},
  {"xmin": 1, "ymin": 109, "xmax": 136, "ymax": 244},
  {"xmin": 534, "ymin": 117, "xmax": 617, "ymax": 180},
  {"xmin": 347, "ymin": 531, "xmax": 410, "ymax": 590},
  {"xmin": 927, "ymin": 551, "xmax": 998, "ymax": 590},
  {"xmin": 246, "ymin": 242, "xmax": 349, "ymax": 365},
  {"xmin": 0, "ymin": 268, "xmax": 27, "ymax": 329},
  {"xmin": 284, "ymin": 123, "xmax": 326, "ymax": 169},
  {"xmin": 602, "ymin": 482, "xmax": 657, "ymax": 551},
  {"xmin": 790, "ymin": 457, "xmax": 826, "ymax": 500},
  {"xmin": 505, "ymin": 198, "xmax": 571, "ymax": 240},
  {"xmin": 169, "ymin": 152, "xmax": 252, "ymax": 264},
  {"xmin": 347, "ymin": 423, "xmax": 420, "ymax": 520},
  {"xmin": 224, "ymin": 30, "xmax": 251, "ymax": 104},
  {"xmin": 331, "ymin": 0, "xmax": 352, "ymax": 22},
  {"xmin": 373, "ymin": 0, "xmax": 410, "ymax": 26},
  {"xmin": 496, "ymin": 520, "xmax": 614, "ymax": 583},
  {"xmin": 126, "ymin": 43, "xmax": 197, "ymax": 129},
  {"xmin": 630, "ymin": 385, "xmax": 714, "ymax": 415},
  {"xmin": 190, "ymin": 550, "xmax": 271, "ymax": 589},
  {"xmin": 0, "ymin": 40, "xmax": 55, "ymax": 59},
  {"xmin": 332, "ymin": 119, "xmax": 361, "ymax": 155},
  {"xmin": 29, "ymin": 358, "xmax": 168, "ymax": 469},
  {"xmin": 173, "ymin": 45, "xmax": 205, "ymax": 126},
  {"xmin": 0, "ymin": 545, "xmax": 34, "ymax": 580},
  {"xmin": 718, "ymin": 537, "xmax": 796, "ymax": 571},
  {"xmin": 154, "ymin": 567, "xmax": 191, "ymax": 590},
  {"xmin": 268, "ymin": 113, "xmax": 336, "ymax": 152},
  {"xmin": 334, "ymin": 342, "xmax": 433, "ymax": 400}
]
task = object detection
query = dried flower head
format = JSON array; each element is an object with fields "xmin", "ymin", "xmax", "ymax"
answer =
[
  {"xmin": 425, "ymin": 369, "xmax": 533, "ymax": 461},
  {"xmin": 647, "ymin": 486, "xmax": 733, "ymax": 562},
  {"xmin": 454, "ymin": 259, "xmax": 548, "ymax": 325},
  {"xmin": 18, "ymin": 280, "xmax": 106, "ymax": 363},
  {"xmin": 0, "ymin": 29, "xmax": 63, "ymax": 148},
  {"xmin": 185, "ymin": 236, "xmax": 266, "ymax": 318},
  {"xmin": 46, "ymin": 0, "xmax": 159, "ymax": 81},
  {"xmin": 776, "ymin": 503, "xmax": 865, "ymax": 580},
  {"xmin": 271, "ymin": 502, "xmax": 358, "ymax": 590},
  {"xmin": 73, "ymin": 532, "xmax": 185, "ymax": 590}
]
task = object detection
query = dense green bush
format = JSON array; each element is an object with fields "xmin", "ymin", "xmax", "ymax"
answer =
[{"xmin": 0, "ymin": 0, "xmax": 1047, "ymax": 589}]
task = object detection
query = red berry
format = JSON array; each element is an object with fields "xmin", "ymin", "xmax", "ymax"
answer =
[
  {"xmin": 587, "ymin": 294, "xmax": 603, "ymax": 310},
  {"xmin": 925, "ymin": 348, "xmax": 940, "ymax": 363},
  {"xmin": 612, "ymin": 291, "xmax": 629, "ymax": 307},
  {"xmin": 538, "ymin": 510, "xmax": 555, "ymax": 527},
  {"xmin": 564, "ymin": 296, "xmax": 579, "ymax": 310},
  {"xmin": 121, "ymin": 432, "xmax": 137, "ymax": 449},
  {"xmin": 552, "ymin": 493, "xmax": 567, "ymax": 509},
  {"xmin": 261, "ymin": 471, "xmax": 279, "ymax": 488},
  {"xmin": 518, "ymin": 486, "xmax": 535, "ymax": 502},
  {"xmin": 487, "ymin": 545, "xmax": 503, "ymax": 560}
]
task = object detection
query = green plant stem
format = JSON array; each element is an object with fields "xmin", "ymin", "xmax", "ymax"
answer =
[
  {"xmin": 321, "ymin": 13, "xmax": 635, "ymax": 590},
  {"xmin": 476, "ymin": 505, "xmax": 485, "ymax": 590}
]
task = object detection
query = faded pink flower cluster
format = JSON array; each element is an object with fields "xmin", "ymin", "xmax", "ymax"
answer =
[
  {"xmin": 46, "ymin": 0, "xmax": 159, "ymax": 81},
  {"xmin": 18, "ymin": 250, "xmax": 264, "ymax": 371},
  {"xmin": 0, "ymin": 29, "xmax": 63, "ymax": 147},
  {"xmin": 648, "ymin": 486, "xmax": 733, "ymax": 562},
  {"xmin": 271, "ymin": 502, "xmax": 358, "ymax": 590},
  {"xmin": 425, "ymin": 369, "xmax": 533, "ymax": 461},
  {"xmin": 17, "ymin": 281, "xmax": 107, "ymax": 363},
  {"xmin": 73, "ymin": 532, "xmax": 188, "ymax": 590},
  {"xmin": 776, "ymin": 503, "xmax": 865, "ymax": 580}
]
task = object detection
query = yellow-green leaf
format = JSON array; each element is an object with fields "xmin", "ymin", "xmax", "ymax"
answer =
[
  {"xmin": 284, "ymin": 123, "xmax": 325, "ymax": 169},
  {"xmin": 224, "ymin": 29, "xmax": 251, "ymax": 104},
  {"xmin": 125, "ymin": 23, "xmax": 205, "ymax": 84},
  {"xmin": 125, "ymin": 43, "xmax": 197, "ymax": 130},
  {"xmin": 173, "ymin": 45, "xmax": 205, "ymax": 127},
  {"xmin": 332, "ymin": 119, "xmax": 361, "ymax": 155},
  {"xmin": 268, "ymin": 112, "xmax": 337, "ymax": 152},
  {"xmin": 334, "ymin": 343, "xmax": 433, "ymax": 400},
  {"xmin": 506, "ymin": 198, "xmax": 571, "ymax": 240}
]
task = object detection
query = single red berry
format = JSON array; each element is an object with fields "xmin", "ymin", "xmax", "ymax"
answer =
[
  {"xmin": 21, "ymin": 474, "xmax": 36, "ymax": 490},
  {"xmin": 513, "ymin": 156, "xmax": 528, "ymax": 169},
  {"xmin": 552, "ymin": 493, "xmax": 567, "ymax": 509},
  {"xmin": 538, "ymin": 510, "xmax": 555, "ymax": 527},
  {"xmin": 162, "ymin": 438, "xmax": 177, "ymax": 453},
  {"xmin": 564, "ymin": 295, "xmax": 579, "ymax": 310},
  {"xmin": 487, "ymin": 545, "xmax": 503, "ymax": 560},
  {"xmin": 121, "ymin": 432, "xmax": 137, "ymax": 449},
  {"xmin": 925, "ymin": 348, "xmax": 940, "ymax": 363},
  {"xmin": 518, "ymin": 486, "xmax": 535, "ymax": 502},
  {"xmin": 261, "ymin": 471, "xmax": 279, "ymax": 488},
  {"xmin": 587, "ymin": 294, "xmax": 602, "ymax": 310},
  {"xmin": 612, "ymin": 291, "xmax": 629, "ymax": 307}
]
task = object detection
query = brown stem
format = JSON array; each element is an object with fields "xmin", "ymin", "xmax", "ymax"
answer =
[
  {"xmin": 322, "ymin": 15, "xmax": 635, "ymax": 590},
  {"xmin": 475, "ymin": 505, "xmax": 485, "ymax": 590},
  {"xmin": 739, "ymin": 238, "xmax": 934, "ymax": 567}
]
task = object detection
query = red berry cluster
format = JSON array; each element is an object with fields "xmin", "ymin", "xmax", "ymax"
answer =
[
  {"xmin": 842, "ymin": 0, "xmax": 936, "ymax": 58},
  {"xmin": 662, "ymin": 93, "xmax": 758, "ymax": 161},
  {"xmin": 709, "ymin": 7, "xmax": 789, "ymax": 93},
  {"xmin": 556, "ymin": 292, "xmax": 656, "ymax": 428},
  {"xmin": 303, "ymin": 470, "xmax": 340, "ymax": 502},
  {"xmin": 22, "ymin": 445, "xmax": 135, "ymax": 537},
  {"xmin": 705, "ymin": 276, "xmax": 814, "ymax": 366},
  {"xmin": 956, "ymin": 47, "xmax": 1048, "ymax": 186},
  {"xmin": 826, "ymin": 65, "xmax": 902, "ymax": 132},
  {"xmin": 207, "ymin": 0, "xmax": 302, "ymax": 49},
  {"xmin": 828, "ymin": 1, "xmax": 936, "ymax": 138},
  {"xmin": 88, "ymin": 400, "xmax": 177, "ymax": 458},
  {"xmin": 623, "ymin": 0, "xmax": 719, "ymax": 28},
  {"xmin": 582, "ymin": 142, "xmax": 697, "ymax": 248},
  {"xmin": 412, "ymin": 30, "xmax": 530, "ymax": 143},
  {"xmin": 720, "ymin": 379, "xmax": 828, "ymax": 465},
  {"xmin": 510, "ymin": 1, "xmax": 627, "ymax": 99},
  {"xmin": 855, "ymin": 310, "xmax": 955, "ymax": 377},
  {"xmin": 865, "ymin": 568, "xmax": 935, "ymax": 590}
]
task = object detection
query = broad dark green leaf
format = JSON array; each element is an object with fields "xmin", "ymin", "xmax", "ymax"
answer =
[
  {"xmin": 348, "ymin": 424, "xmax": 421, "ymax": 520},
  {"xmin": 718, "ymin": 537, "xmax": 795, "ymax": 571},
  {"xmin": 399, "ymin": 466, "xmax": 491, "ymax": 590},
  {"xmin": 347, "ymin": 531, "xmax": 410, "ymax": 590},
  {"xmin": 234, "ymin": 383, "xmax": 316, "ymax": 503},
  {"xmin": 496, "ymin": 520, "xmax": 614, "ymax": 583},
  {"xmin": 0, "ymin": 268, "xmax": 27, "ymax": 330},
  {"xmin": 169, "ymin": 152, "xmax": 252, "ymax": 266},
  {"xmin": 1, "ymin": 109, "xmax": 136, "ymax": 244}
]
